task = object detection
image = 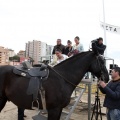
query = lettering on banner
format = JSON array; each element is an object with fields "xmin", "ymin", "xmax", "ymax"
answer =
[
  {"xmin": 101, "ymin": 24, "xmax": 117, "ymax": 32},
  {"xmin": 100, "ymin": 22, "xmax": 120, "ymax": 34}
]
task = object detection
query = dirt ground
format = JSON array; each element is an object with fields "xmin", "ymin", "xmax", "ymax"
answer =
[{"xmin": 0, "ymin": 92, "xmax": 107, "ymax": 120}]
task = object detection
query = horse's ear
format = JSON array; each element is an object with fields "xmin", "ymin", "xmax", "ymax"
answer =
[{"xmin": 92, "ymin": 43, "xmax": 99, "ymax": 56}]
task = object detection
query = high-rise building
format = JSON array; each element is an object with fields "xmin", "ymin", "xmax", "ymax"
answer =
[
  {"xmin": 46, "ymin": 45, "xmax": 54, "ymax": 55},
  {"xmin": 25, "ymin": 40, "xmax": 48, "ymax": 64},
  {"xmin": 8, "ymin": 49, "xmax": 15, "ymax": 57},
  {"xmin": 0, "ymin": 46, "xmax": 9, "ymax": 65}
]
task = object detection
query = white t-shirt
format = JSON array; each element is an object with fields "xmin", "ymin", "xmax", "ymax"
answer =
[
  {"xmin": 50, "ymin": 54, "xmax": 68, "ymax": 66},
  {"xmin": 57, "ymin": 54, "xmax": 68, "ymax": 64},
  {"xmin": 73, "ymin": 43, "xmax": 84, "ymax": 52}
]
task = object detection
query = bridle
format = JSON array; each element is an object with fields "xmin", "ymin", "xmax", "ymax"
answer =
[{"xmin": 96, "ymin": 55, "xmax": 105, "ymax": 81}]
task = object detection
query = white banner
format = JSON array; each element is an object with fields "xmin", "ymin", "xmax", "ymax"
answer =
[{"xmin": 100, "ymin": 22, "xmax": 120, "ymax": 34}]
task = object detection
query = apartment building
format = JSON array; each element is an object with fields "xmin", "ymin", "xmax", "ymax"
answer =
[
  {"xmin": 25, "ymin": 40, "xmax": 53, "ymax": 64},
  {"xmin": 25, "ymin": 40, "xmax": 47, "ymax": 64},
  {"xmin": 8, "ymin": 49, "xmax": 15, "ymax": 57},
  {"xmin": 46, "ymin": 45, "xmax": 54, "ymax": 55},
  {"xmin": 0, "ymin": 46, "xmax": 9, "ymax": 65}
]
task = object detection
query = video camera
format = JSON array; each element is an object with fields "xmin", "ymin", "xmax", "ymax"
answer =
[
  {"xmin": 91, "ymin": 38, "xmax": 99, "ymax": 43},
  {"xmin": 91, "ymin": 37, "xmax": 103, "ymax": 43}
]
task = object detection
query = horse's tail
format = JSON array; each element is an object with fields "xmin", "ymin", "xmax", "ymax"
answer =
[{"xmin": 0, "ymin": 96, "xmax": 7, "ymax": 112}]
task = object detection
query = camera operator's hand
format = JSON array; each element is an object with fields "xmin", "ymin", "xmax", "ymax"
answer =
[
  {"xmin": 92, "ymin": 42, "xmax": 96, "ymax": 46},
  {"xmin": 98, "ymin": 81, "xmax": 106, "ymax": 88},
  {"xmin": 92, "ymin": 42, "xmax": 97, "ymax": 50}
]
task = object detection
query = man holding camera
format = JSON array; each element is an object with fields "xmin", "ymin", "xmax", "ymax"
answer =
[
  {"xmin": 92, "ymin": 37, "xmax": 106, "ymax": 55},
  {"xmin": 86, "ymin": 37, "xmax": 106, "ymax": 79}
]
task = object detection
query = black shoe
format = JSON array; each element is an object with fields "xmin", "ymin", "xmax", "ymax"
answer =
[{"xmin": 23, "ymin": 115, "xmax": 27, "ymax": 117}]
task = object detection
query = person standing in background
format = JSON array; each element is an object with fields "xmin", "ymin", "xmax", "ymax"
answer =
[
  {"xmin": 52, "ymin": 39, "xmax": 65, "ymax": 54},
  {"xmin": 64, "ymin": 40, "xmax": 73, "ymax": 56},
  {"xmin": 73, "ymin": 36, "xmax": 84, "ymax": 52}
]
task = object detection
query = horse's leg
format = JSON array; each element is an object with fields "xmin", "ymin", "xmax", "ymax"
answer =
[
  {"xmin": 48, "ymin": 107, "xmax": 62, "ymax": 120},
  {"xmin": 0, "ymin": 96, "xmax": 7, "ymax": 112}
]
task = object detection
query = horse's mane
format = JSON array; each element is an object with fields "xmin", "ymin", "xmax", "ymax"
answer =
[{"xmin": 54, "ymin": 51, "xmax": 93, "ymax": 67}]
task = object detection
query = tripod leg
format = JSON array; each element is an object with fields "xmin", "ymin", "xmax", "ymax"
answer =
[
  {"xmin": 91, "ymin": 98, "xmax": 97, "ymax": 120},
  {"xmin": 91, "ymin": 85, "xmax": 103, "ymax": 120},
  {"xmin": 98, "ymin": 98, "xmax": 102, "ymax": 120},
  {"xmin": 96, "ymin": 98, "xmax": 99, "ymax": 120}
]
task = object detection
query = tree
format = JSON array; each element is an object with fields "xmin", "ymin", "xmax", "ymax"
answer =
[{"xmin": 9, "ymin": 55, "xmax": 20, "ymax": 62}]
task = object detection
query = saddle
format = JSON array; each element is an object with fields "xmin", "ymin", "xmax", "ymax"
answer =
[
  {"xmin": 13, "ymin": 61, "xmax": 49, "ymax": 103},
  {"xmin": 13, "ymin": 61, "xmax": 48, "ymax": 78}
]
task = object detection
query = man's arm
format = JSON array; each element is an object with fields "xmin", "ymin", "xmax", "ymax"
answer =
[
  {"xmin": 99, "ymin": 81, "xmax": 120, "ymax": 100},
  {"xmin": 95, "ymin": 44, "xmax": 106, "ymax": 54},
  {"xmin": 103, "ymin": 84, "xmax": 120, "ymax": 100},
  {"xmin": 98, "ymin": 86, "xmax": 106, "ymax": 94}
]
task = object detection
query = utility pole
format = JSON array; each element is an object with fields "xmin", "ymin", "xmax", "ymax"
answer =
[{"xmin": 102, "ymin": 0, "xmax": 107, "ymax": 57}]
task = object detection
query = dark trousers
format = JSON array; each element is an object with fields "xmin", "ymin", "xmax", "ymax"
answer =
[{"xmin": 18, "ymin": 107, "xmax": 25, "ymax": 120}]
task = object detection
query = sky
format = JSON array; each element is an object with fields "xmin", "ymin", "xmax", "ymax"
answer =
[{"xmin": 0, "ymin": 0, "xmax": 120, "ymax": 66}]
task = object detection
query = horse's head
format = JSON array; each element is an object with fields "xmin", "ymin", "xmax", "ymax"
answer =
[{"xmin": 89, "ymin": 54, "xmax": 109, "ymax": 83}]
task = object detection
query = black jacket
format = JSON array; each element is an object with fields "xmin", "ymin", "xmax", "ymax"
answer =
[
  {"xmin": 52, "ymin": 44, "xmax": 65, "ymax": 54},
  {"xmin": 99, "ymin": 80, "xmax": 120, "ymax": 109},
  {"xmin": 92, "ymin": 42, "xmax": 106, "ymax": 55},
  {"xmin": 64, "ymin": 47, "xmax": 73, "ymax": 56}
]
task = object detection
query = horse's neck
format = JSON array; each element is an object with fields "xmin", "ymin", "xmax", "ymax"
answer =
[{"xmin": 54, "ymin": 52, "xmax": 93, "ymax": 91}]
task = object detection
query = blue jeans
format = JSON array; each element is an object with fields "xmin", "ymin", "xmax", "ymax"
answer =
[{"xmin": 107, "ymin": 109, "xmax": 120, "ymax": 120}]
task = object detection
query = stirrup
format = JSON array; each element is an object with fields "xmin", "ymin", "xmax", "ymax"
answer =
[{"xmin": 32, "ymin": 100, "xmax": 39, "ymax": 110}]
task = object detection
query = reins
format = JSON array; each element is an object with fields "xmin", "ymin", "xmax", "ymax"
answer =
[{"xmin": 49, "ymin": 66, "xmax": 80, "ymax": 88}]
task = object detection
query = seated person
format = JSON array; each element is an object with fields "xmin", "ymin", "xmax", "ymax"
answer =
[{"xmin": 50, "ymin": 48, "xmax": 68, "ymax": 66}]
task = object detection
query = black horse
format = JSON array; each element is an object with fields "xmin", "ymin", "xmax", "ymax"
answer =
[{"xmin": 0, "ymin": 51, "xmax": 109, "ymax": 120}]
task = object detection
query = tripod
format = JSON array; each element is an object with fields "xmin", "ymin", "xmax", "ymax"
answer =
[{"xmin": 91, "ymin": 85, "xmax": 102, "ymax": 120}]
